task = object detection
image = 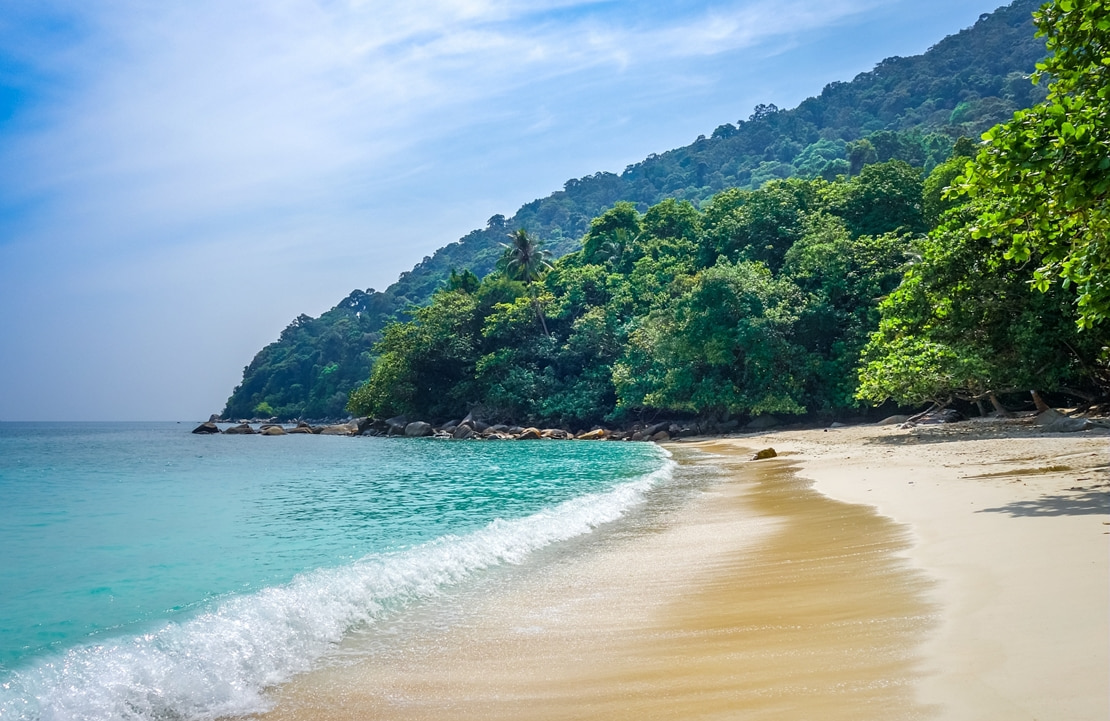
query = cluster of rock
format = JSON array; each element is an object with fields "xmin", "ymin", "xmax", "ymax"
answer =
[
  {"xmin": 191, "ymin": 420, "xmax": 367, "ymax": 436},
  {"xmin": 192, "ymin": 415, "xmax": 705, "ymax": 442},
  {"xmin": 364, "ymin": 415, "xmax": 701, "ymax": 442}
]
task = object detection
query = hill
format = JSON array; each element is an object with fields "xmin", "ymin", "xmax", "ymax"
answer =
[{"xmin": 223, "ymin": 0, "xmax": 1045, "ymax": 421}]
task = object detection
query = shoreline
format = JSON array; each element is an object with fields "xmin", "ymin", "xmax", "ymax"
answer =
[
  {"xmin": 766, "ymin": 423, "xmax": 1109, "ymax": 720},
  {"xmin": 251, "ymin": 432, "xmax": 930, "ymax": 720},
  {"xmin": 247, "ymin": 421, "xmax": 1109, "ymax": 720}
]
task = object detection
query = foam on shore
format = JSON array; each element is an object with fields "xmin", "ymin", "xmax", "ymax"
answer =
[
  {"xmin": 256, "ymin": 444, "xmax": 936, "ymax": 721},
  {"xmin": 0, "ymin": 458, "xmax": 675, "ymax": 721}
]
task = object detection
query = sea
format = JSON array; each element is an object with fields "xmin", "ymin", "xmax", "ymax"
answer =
[{"xmin": 0, "ymin": 422, "xmax": 676, "ymax": 721}]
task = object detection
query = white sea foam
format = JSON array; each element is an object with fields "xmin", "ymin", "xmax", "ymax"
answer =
[{"xmin": 0, "ymin": 456, "xmax": 674, "ymax": 721}]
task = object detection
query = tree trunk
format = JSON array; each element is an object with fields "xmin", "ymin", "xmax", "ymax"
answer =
[
  {"xmin": 1030, "ymin": 390, "xmax": 1051, "ymax": 413},
  {"xmin": 988, "ymin": 391, "xmax": 1012, "ymax": 417}
]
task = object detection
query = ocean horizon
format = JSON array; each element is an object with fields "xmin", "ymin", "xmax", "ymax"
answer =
[{"xmin": 0, "ymin": 422, "xmax": 676, "ymax": 720}]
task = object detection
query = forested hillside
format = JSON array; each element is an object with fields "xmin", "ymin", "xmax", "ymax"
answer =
[{"xmin": 224, "ymin": 0, "xmax": 1046, "ymax": 421}]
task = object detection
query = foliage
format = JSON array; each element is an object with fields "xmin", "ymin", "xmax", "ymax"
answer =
[
  {"xmin": 227, "ymin": 0, "xmax": 1049, "ymax": 419},
  {"xmin": 350, "ymin": 175, "xmax": 943, "ymax": 424},
  {"xmin": 959, "ymin": 0, "xmax": 1110, "ymax": 327}
]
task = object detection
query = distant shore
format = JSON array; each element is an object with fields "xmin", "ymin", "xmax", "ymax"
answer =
[{"xmin": 249, "ymin": 420, "xmax": 1109, "ymax": 721}]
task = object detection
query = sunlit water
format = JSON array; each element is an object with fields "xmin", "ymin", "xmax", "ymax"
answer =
[{"xmin": 0, "ymin": 422, "xmax": 672, "ymax": 720}]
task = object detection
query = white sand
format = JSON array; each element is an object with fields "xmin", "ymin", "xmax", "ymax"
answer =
[
  {"xmin": 252, "ymin": 419, "xmax": 1108, "ymax": 721},
  {"xmin": 756, "ymin": 420, "xmax": 1109, "ymax": 720}
]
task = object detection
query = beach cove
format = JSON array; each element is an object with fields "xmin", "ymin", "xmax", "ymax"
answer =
[{"xmin": 253, "ymin": 421, "xmax": 1109, "ymax": 721}]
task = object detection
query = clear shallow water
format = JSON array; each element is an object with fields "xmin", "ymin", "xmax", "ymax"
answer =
[{"xmin": 0, "ymin": 422, "xmax": 672, "ymax": 720}]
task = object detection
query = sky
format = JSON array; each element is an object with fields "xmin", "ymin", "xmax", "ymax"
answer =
[{"xmin": 0, "ymin": 0, "xmax": 1018, "ymax": 421}]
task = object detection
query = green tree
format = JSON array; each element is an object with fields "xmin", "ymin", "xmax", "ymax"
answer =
[
  {"xmin": 960, "ymin": 0, "xmax": 1110, "ymax": 327},
  {"xmin": 499, "ymin": 229, "xmax": 554, "ymax": 335}
]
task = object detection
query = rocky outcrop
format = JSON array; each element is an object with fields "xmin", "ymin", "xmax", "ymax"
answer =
[
  {"xmin": 751, "ymin": 447, "xmax": 777, "ymax": 460},
  {"xmin": 260, "ymin": 425, "xmax": 287, "ymax": 436},
  {"xmin": 320, "ymin": 423, "xmax": 357, "ymax": 436},
  {"xmin": 384, "ymin": 416, "xmax": 409, "ymax": 436},
  {"xmin": 224, "ymin": 423, "xmax": 256, "ymax": 435},
  {"xmin": 191, "ymin": 422, "xmax": 220, "ymax": 434},
  {"xmin": 405, "ymin": 421, "xmax": 434, "ymax": 437},
  {"xmin": 576, "ymin": 429, "xmax": 609, "ymax": 440},
  {"xmin": 517, "ymin": 427, "xmax": 542, "ymax": 440}
]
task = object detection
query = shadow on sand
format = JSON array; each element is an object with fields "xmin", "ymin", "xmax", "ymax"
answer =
[{"xmin": 976, "ymin": 489, "xmax": 1110, "ymax": 517}]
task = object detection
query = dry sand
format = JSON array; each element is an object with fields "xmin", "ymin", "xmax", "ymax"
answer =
[{"xmin": 252, "ymin": 418, "xmax": 1108, "ymax": 721}]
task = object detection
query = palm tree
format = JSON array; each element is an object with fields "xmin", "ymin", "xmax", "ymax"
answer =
[
  {"xmin": 498, "ymin": 229, "xmax": 552, "ymax": 283},
  {"xmin": 499, "ymin": 229, "xmax": 553, "ymax": 335}
]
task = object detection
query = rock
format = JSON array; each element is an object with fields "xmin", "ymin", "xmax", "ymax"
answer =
[
  {"xmin": 287, "ymin": 426, "xmax": 313, "ymax": 434},
  {"xmin": 541, "ymin": 429, "xmax": 569, "ymax": 439},
  {"xmin": 452, "ymin": 424, "xmax": 475, "ymax": 439},
  {"xmin": 320, "ymin": 423, "xmax": 356, "ymax": 436},
  {"xmin": 577, "ymin": 429, "xmax": 609, "ymax": 441},
  {"xmin": 517, "ymin": 427, "xmax": 542, "ymax": 440},
  {"xmin": 644, "ymin": 422, "xmax": 671, "ymax": 437},
  {"xmin": 260, "ymin": 425, "xmax": 287, "ymax": 436},
  {"xmin": 404, "ymin": 421, "xmax": 434, "ymax": 437},
  {"xmin": 650, "ymin": 431, "xmax": 670, "ymax": 442},
  {"xmin": 208, "ymin": 414, "xmax": 221, "ymax": 423},
  {"xmin": 384, "ymin": 416, "xmax": 409, "ymax": 436},
  {"xmin": 876, "ymin": 415, "xmax": 910, "ymax": 426},
  {"xmin": 1034, "ymin": 409, "xmax": 1094, "ymax": 433},
  {"xmin": 751, "ymin": 447, "xmax": 777, "ymax": 460},
  {"xmin": 630, "ymin": 431, "xmax": 645, "ymax": 441},
  {"xmin": 677, "ymin": 427, "xmax": 698, "ymax": 438},
  {"xmin": 829, "ymin": 421, "xmax": 847, "ymax": 429},
  {"xmin": 191, "ymin": 422, "xmax": 220, "ymax": 434},
  {"xmin": 224, "ymin": 423, "xmax": 256, "ymax": 435},
  {"xmin": 745, "ymin": 415, "xmax": 781, "ymax": 430}
]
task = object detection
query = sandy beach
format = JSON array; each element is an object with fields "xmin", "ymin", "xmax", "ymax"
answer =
[{"xmin": 253, "ymin": 418, "xmax": 1108, "ymax": 721}]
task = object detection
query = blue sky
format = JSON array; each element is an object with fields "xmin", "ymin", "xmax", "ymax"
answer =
[{"xmin": 0, "ymin": 0, "xmax": 1018, "ymax": 421}]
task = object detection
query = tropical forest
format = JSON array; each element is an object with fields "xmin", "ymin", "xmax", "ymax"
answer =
[{"xmin": 223, "ymin": 0, "xmax": 1108, "ymax": 428}]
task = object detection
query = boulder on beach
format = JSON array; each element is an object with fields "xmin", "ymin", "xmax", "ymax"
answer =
[
  {"xmin": 287, "ymin": 426, "xmax": 313, "ymax": 434},
  {"xmin": 650, "ymin": 430, "xmax": 670, "ymax": 442},
  {"xmin": 224, "ymin": 423, "xmax": 256, "ymax": 435},
  {"xmin": 320, "ymin": 423, "xmax": 356, "ymax": 436},
  {"xmin": 260, "ymin": 425, "xmax": 287, "ymax": 436},
  {"xmin": 452, "ymin": 424, "xmax": 475, "ymax": 439},
  {"xmin": 541, "ymin": 429, "xmax": 570, "ymax": 440},
  {"xmin": 1034, "ymin": 409, "xmax": 1095, "ymax": 433},
  {"xmin": 751, "ymin": 447, "xmax": 777, "ymax": 460},
  {"xmin": 876, "ymin": 415, "xmax": 911, "ymax": 426},
  {"xmin": 517, "ymin": 427, "xmax": 542, "ymax": 440},
  {"xmin": 577, "ymin": 429, "xmax": 609, "ymax": 441},
  {"xmin": 405, "ymin": 421, "xmax": 434, "ymax": 437},
  {"xmin": 191, "ymin": 422, "xmax": 220, "ymax": 434}
]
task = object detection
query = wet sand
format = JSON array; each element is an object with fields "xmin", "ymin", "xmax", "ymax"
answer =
[{"xmin": 254, "ymin": 440, "xmax": 936, "ymax": 721}]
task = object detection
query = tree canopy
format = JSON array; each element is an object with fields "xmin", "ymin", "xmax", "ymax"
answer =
[
  {"xmin": 959, "ymin": 0, "xmax": 1110, "ymax": 327},
  {"xmin": 225, "ymin": 0, "xmax": 1056, "ymax": 420}
]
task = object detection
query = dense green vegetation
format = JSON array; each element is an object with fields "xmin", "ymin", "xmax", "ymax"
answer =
[
  {"xmin": 348, "ymin": 0, "xmax": 1110, "ymax": 425},
  {"xmin": 346, "ymin": 163, "xmax": 937, "ymax": 425},
  {"xmin": 858, "ymin": 0, "xmax": 1110, "ymax": 408},
  {"xmin": 225, "ymin": 0, "xmax": 1055, "ymax": 421}
]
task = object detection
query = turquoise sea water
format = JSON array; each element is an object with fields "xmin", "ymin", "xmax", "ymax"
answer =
[{"xmin": 0, "ymin": 422, "xmax": 672, "ymax": 720}]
